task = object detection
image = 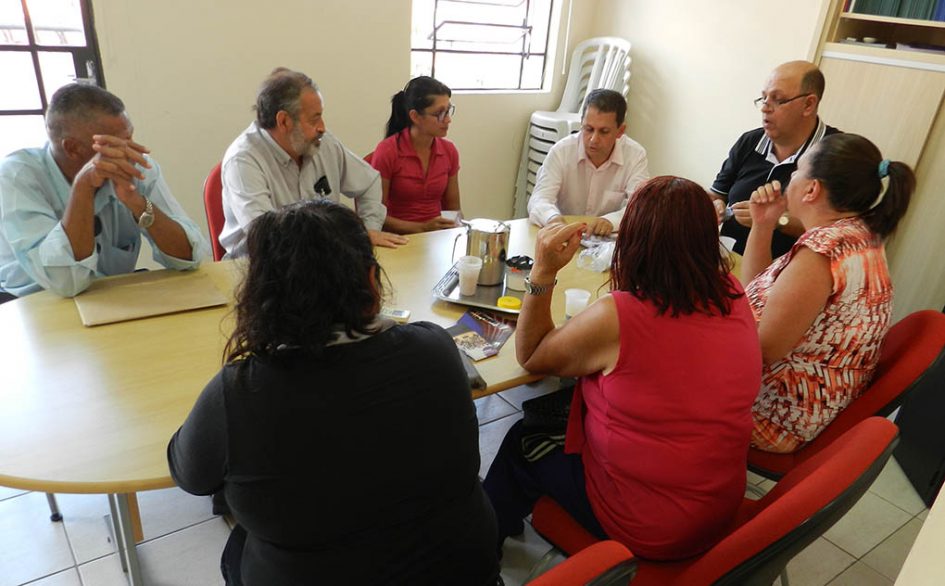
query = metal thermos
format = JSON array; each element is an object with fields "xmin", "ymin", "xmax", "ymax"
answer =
[{"xmin": 458, "ymin": 219, "xmax": 510, "ymax": 286}]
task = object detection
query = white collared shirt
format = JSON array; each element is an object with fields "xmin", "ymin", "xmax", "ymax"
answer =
[
  {"xmin": 219, "ymin": 122, "xmax": 386, "ymax": 258},
  {"xmin": 527, "ymin": 133, "xmax": 649, "ymax": 227}
]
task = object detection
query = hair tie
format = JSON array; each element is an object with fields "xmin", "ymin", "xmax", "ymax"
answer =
[
  {"xmin": 869, "ymin": 176, "xmax": 890, "ymax": 210},
  {"xmin": 878, "ymin": 159, "xmax": 890, "ymax": 179}
]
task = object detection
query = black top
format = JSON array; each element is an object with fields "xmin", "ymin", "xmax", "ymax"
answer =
[
  {"xmin": 167, "ymin": 322, "xmax": 499, "ymax": 585},
  {"xmin": 711, "ymin": 120, "xmax": 840, "ymax": 257}
]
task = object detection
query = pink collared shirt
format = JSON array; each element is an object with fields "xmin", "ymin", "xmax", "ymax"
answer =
[
  {"xmin": 527, "ymin": 133, "xmax": 649, "ymax": 227},
  {"xmin": 371, "ymin": 128, "xmax": 460, "ymax": 223}
]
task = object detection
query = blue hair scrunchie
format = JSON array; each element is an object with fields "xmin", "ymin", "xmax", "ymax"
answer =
[{"xmin": 878, "ymin": 159, "xmax": 891, "ymax": 179}]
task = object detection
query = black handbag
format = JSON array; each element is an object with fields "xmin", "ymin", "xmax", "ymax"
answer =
[{"xmin": 521, "ymin": 383, "xmax": 575, "ymax": 432}]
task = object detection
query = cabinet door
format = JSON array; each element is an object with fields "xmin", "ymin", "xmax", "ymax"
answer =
[{"xmin": 819, "ymin": 55, "xmax": 945, "ymax": 167}]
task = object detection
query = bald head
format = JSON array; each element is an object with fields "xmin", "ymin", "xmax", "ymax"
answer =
[{"xmin": 771, "ymin": 60, "xmax": 825, "ymax": 101}]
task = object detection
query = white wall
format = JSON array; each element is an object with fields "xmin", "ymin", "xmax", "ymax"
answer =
[
  {"xmin": 588, "ymin": 0, "xmax": 828, "ymax": 186},
  {"xmin": 89, "ymin": 0, "xmax": 599, "ymax": 231}
]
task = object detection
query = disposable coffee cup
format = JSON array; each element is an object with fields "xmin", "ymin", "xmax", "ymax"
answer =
[
  {"xmin": 564, "ymin": 288, "xmax": 591, "ymax": 320},
  {"xmin": 458, "ymin": 255, "xmax": 483, "ymax": 296},
  {"xmin": 719, "ymin": 236, "xmax": 736, "ymax": 253}
]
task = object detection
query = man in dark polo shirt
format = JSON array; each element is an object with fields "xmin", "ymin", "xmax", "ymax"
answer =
[{"xmin": 709, "ymin": 61, "xmax": 839, "ymax": 257}]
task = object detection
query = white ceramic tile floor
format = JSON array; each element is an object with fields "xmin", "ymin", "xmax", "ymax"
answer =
[
  {"xmin": 779, "ymin": 537, "xmax": 856, "ymax": 586},
  {"xmin": 0, "ymin": 387, "xmax": 933, "ymax": 586},
  {"xmin": 860, "ymin": 517, "xmax": 925, "ymax": 581},
  {"xmin": 20, "ymin": 569, "xmax": 82, "ymax": 586},
  {"xmin": 827, "ymin": 561, "xmax": 894, "ymax": 586},
  {"xmin": 823, "ymin": 492, "xmax": 914, "ymax": 558}
]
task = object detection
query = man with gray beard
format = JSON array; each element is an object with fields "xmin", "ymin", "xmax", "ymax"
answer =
[{"xmin": 219, "ymin": 68, "xmax": 406, "ymax": 258}]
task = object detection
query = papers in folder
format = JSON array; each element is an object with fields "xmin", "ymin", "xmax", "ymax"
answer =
[{"xmin": 73, "ymin": 269, "xmax": 228, "ymax": 326}]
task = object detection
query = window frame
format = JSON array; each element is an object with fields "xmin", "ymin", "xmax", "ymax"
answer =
[
  {"xmin": 0, "ymin": 0, "xmax": 106, "ymax": 118},
  {"xmin": 411, "ymin": 0, "xmax": 556, "ymax": 92}
]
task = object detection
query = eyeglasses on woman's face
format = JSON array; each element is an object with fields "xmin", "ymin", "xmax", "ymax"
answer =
[{"xmin": 423, "ymin": 104, "xmax": 455, "ymax": 122}]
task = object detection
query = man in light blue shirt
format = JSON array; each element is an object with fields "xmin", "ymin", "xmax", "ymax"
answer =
[{"xmin": 0, "ymin": 84, "xmax": 208, "ymax": 299}]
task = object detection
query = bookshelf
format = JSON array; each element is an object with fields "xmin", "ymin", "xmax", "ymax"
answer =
[
  {"xmin": 813, "ymin": 0, "xmax": 945, "ymax": 322},
  {"xmin": 825, "ymin": 7, "xmax": 945, "ymax": 57}
]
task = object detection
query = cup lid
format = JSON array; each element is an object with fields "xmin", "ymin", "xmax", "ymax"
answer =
[{"xmin": 506, "ymin": 255, "xmax": 533, "ymax": 270}]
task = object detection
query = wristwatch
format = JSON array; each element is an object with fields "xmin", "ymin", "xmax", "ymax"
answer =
[
  {"xmin": 523, "ymin": 277, "xmax": 556, "ymax": 296},
  {"xmin": 137, "ymin": 197, "xmax": 154, "ymax": 229},
  {"xmin": 777, "ymin": 213, "xmax": 790, "ymax": 227}
]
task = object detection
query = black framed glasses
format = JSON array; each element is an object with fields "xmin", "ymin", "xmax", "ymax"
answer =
[
  {"xmin": 423, "ymin": 104, "xmax": 455, "ymax": 122},
  {"xmin": 753, "ymin": 93, "xmax": 812, "ymax": 110}
]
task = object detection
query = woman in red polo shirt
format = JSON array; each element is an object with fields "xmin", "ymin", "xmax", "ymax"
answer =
[{"xmin": 371, "ymin": 76, "xmax": 463, "ymax": 234}]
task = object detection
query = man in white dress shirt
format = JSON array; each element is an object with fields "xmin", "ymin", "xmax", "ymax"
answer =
[
  {"xmin": 219, "ymin": 68, "xmax": 406, "ymax": 257},
  {"xmin": 527, "ymin": 89, "xmax": 649, "ymax": 235}
]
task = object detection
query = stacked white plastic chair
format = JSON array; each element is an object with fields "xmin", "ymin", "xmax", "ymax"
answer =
[{"xmin": 513, "ymin": 37, "xmax": 632, "ymax": 218}]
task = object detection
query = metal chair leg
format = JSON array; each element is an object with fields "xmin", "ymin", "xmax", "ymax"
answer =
[
  {"xmin": 524, "ymin": 546, "xmax": 562, "ymax": 583},
  {"xmin": 46, "ymin": 493, "xmax": 62, "ymax": 521}
]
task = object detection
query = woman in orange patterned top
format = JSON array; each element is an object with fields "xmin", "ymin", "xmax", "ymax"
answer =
[{"xmin": 741, "ymin": 133, "xmax": 915, "ymax": 453}]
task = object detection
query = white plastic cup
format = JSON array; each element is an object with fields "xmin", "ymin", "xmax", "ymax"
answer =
[
  {"xmin": 441, "ymin": 210, "xmax": 461, "ymax": 225},
  {"xmin": 458, "ymin": 255, "xmax": 483, "ymax": 296},
  {"xmin": 564, "ymin": 288, "xmax": 591, "ymax": 320},
  {"xmin": 720, "ymin": 236, "xmax": 736, "ymax": 253}
]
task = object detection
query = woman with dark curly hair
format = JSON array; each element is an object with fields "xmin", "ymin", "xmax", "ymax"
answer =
[
  {"xmin": 484, "ymin": 176, "xmax": 761, "ymax": 561},
  {"xmin": 167, "ymin": 200, "xmax": 498, "ymax": 585}
]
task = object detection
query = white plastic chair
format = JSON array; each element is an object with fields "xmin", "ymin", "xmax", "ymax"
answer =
[{"xmin": 513, "ymin": 37, "xmax": 632, "ymax": 218}]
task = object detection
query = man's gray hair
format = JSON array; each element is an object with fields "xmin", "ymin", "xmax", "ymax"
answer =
[
  {"xmin": 255, "ymin": 68, "xmax": 318, "ymax": 129},
  {"xmin": 46, "ymin": 83, "xmax": 125, "ymax": 142}
]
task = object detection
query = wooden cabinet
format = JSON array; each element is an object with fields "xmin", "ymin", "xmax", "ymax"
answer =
[{"xmin": 814, "ymin": 0, "xmax": 945, "ymax": 322}]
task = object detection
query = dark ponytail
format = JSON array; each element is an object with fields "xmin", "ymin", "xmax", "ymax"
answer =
[
  {"xmin": 384, "ymin": 76, "xmax": 452, "ymax": 138},
  {"xmin": 385, "ymin": 91, "xmax": 411, "ymax": 138},
  {"xmin": 806, "ymin": 133, "xmax": 915, "ymax": 238}
]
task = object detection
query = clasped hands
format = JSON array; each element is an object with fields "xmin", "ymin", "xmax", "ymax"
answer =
[
  {"xmin": 75, "ymin": 134, "xmax": 150, "ymax": 208},
  {"xmin": 550, "ymin": 215, "xmax": 611, "ymax": 236}
]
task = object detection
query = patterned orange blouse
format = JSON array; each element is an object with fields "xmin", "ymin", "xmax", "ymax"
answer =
[{"xmin": 747, "ymin": 217, "xmax": 892, "ymax": 453}]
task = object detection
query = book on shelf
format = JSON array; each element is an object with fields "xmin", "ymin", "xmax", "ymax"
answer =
[
  {"xmin": 895, "ymin": 41, "xmax": 945, "ymax": 53},
  {"xmin": 897, "ymin": 0, "xmax": 936, "ymax": 19},
  {"xmin": 933, "ymin": 0, "xmax": 945, "ymax": 20},
  {"xmin": 852, "ymin": 0, "xmax": 901, "ymax": 15}
]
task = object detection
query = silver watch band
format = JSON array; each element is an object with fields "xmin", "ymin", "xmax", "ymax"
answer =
[{"xmin": 524, "ymin": 277, "xmax": 556, "ymax": 296}]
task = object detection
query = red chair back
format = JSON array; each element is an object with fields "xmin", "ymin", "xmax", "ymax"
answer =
[
  {"xmin": 530, "ymin": 541, "xmax": 636, "ymax": 586},
  {"xmin": 749, "ymin": 310, "xmax": 945, "ymax": 478},
  {"xmin": 677, "ymin": 417, "xmax": 898, "ymax": 585},
  {"xmin": 203, "ymin": 162, "xmax": 225, "ymax": 261},
  {"xmin": 532, "ymin": 418, "xmax": 899, "ymax": 585}
]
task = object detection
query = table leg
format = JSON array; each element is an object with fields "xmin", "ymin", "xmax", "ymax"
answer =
[
  {"xmin": 127, "ymin": 492, "xmax": 144, "ymax": 543},
  {"xmin": 107, "ymin": 496, "xmax": 127, "ymax": 572},
  {"xmin": 108, "ymin": 493, "xmax": 144, "ymax": 585}
]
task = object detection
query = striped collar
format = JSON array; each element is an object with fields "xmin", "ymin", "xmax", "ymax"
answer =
[{"xmin": 754, "ymin": 118, "xmax": 828, "ymax": 164}]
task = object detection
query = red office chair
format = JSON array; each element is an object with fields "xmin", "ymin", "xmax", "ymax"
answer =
[
  {"xmin": 203, "ymin": 162, "xmax": 226, "ymax": 261},
  {"xmin": 529, "ymin": 417, "xmax": 899, "ymax": 586},
  {"xmin": 749, "ymin": 310, "xmax": 945, "ymax": 480},
  {"xmin": 529, "ymin": 540, "xmax": 636, "ymax": 586}
]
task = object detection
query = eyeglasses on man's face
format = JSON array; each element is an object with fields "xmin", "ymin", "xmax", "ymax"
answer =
[
  {"xmin": 423, "ymin": 104, "xmax": 455, "ymax": 122},
  {"xmin": 753, "ymin": 93, "xmax": 812, "ymax": 110}
]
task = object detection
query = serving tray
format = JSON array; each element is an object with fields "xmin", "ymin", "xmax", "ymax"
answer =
[{"xmin": 433, "ymin": 261, "xmax": 524, "ymax": 314}]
